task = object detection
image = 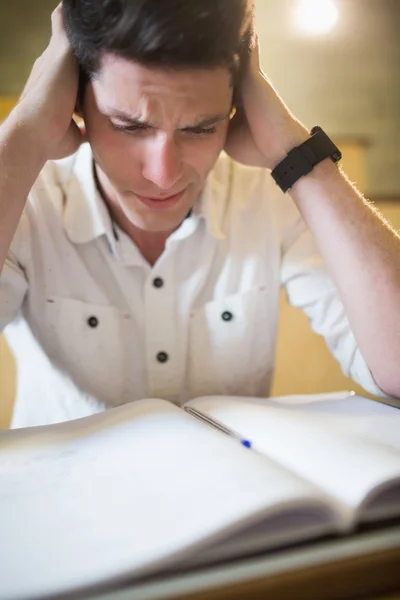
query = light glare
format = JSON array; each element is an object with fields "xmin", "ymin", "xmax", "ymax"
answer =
[{"xmin": 295, "ymin": 0, "xmax": 339, "ymax": 36}]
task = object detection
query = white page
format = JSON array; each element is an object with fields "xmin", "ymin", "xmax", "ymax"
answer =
[
  {"xmin": 251, "ymin": 393, "xmax": 400, "ymax": 452},
  {"xmin": 0, "ymin": 398, "xmax": 334, "ymax": 600},
  {"xmin": 187, "ymin": 396, "xmax": 400, "ymax": 520}
]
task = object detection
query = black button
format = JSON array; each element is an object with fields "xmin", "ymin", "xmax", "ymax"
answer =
[
  {"xmin": 222, "ymin": 311, "xmax": 233, "ymax": 322},
  {"xmin": 88, "ymin": 316, "xmax": 99, "ymax": 328},
  {"xmin": 157, "ymin": 351, "xmax": 169, "ymax": 363},
  {"xmin": 153, "ymin": 277, "xmax": 164, "ymax": 289}
]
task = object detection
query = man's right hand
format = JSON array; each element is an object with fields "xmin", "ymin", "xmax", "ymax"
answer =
[{"xmin": 14, "ymin": 3, "xmax": 85, "ymax": 161}]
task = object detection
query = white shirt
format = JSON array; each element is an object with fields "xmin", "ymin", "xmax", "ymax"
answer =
[{"xmin": 1, "ymin": 144, "xmax": 384, "ymax": 427}]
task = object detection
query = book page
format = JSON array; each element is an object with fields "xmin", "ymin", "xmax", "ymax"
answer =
[
  {"xmin": 187, "ymin": 395, "xmax": 400, "ymax": 522},
  {"xmin": 257, "ymin": 393, "xmax": 400, "ymax": 452},
  {"xmin": 0, "ymin": 398, "xmax": 335, "ymax": 600}
]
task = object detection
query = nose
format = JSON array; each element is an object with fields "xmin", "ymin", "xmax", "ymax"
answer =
[{"xmin": 142, "ymin": 134, "xmax": 183, "ymax": 192}]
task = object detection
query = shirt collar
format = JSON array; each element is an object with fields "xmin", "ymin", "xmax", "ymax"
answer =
[
  {"xmin": 60, "ymin": 143, "xmax": 235, "ymax": 247},
  {"xmin": 198, "ymin": 151, "xmax": 234, "ymax": 240},
  {"xmin": 61, "ymin": 143, "xmax": 116, "ymax": 247}
]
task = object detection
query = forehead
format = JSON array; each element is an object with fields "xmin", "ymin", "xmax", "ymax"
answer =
[{"xmin": 93, "ymin": 54, "xmax": 233, "ymax": 115}]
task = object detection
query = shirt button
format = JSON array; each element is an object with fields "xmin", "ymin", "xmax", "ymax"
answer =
[
  {"xmin": 157, "ymin": 351, "xmax": 169, "ymax": 364},
  {"xmin": 87, "ymin": 316, "xmax": 99, "ymax": 328},
  {"xmin": 222, "ymin": 311, "xmax": 233, "ymax": 322},
  {"xmin": 153, "ymin": 277, "xmax": 164, "ymax": 289}
]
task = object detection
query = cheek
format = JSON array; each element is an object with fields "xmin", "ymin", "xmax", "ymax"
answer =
[
  {"xmin": 185, "ymin": 133, "xmax": 226, "ymax": 176},
  {"xmin": 87, "ymin": 119, "xmax": 128, "ymax": 157},
  {"xmin": 87, "ymin": 122, "xmax": 142, "ymax": 179}
]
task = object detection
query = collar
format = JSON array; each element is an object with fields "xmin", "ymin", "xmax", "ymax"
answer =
[
  {"xmin": 61, "ymin": 143, "xmax": 116, "ymax": 247},
  {"xmin": 59, "ymin": 144, "xmax": 237, "ymax": 248}
]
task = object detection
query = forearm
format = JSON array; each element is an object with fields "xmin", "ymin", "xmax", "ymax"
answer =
[
  {"xmin": 0, "ymin": 110, "xmax": 47, "ymax": 272},
  {"xmin": 223, "ymin": 12, "xmax": 400, "ymax": 395},
  {"xmin": 288, "ymin": 158, "xmax": 400, "ymax": 397}
]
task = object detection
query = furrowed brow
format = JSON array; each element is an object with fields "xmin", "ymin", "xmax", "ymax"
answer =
[
  {"xmin": 106, "ymin": 110, "xmax": 232, "ymax": 129},
  {"xmin": 106, "ymin": 110, "xmax": 152, "ymax": 127}
]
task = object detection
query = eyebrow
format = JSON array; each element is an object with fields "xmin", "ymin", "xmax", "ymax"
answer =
[{"xmin": 105, "ymin": 110, "xmax": 232, "ymax": 129}]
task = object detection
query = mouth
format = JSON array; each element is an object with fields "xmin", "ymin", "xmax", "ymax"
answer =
[{"xmin": 135, "ymin": 189, "xmax": 187, "ymax": 210}]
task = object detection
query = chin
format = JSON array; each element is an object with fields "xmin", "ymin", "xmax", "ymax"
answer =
[
  {"xmin": 121, "ymin": 200, "xmax": 193, "ymax": 233},
  {"xmin": 118, "ymin": 186, "xmax": 197, "ymax": 231}
]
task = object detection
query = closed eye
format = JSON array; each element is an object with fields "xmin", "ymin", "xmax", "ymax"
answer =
[
  {"xmin": 182, "ymin": 126, "xmax": 217, "ymax": 136},
  {"xmin": 110, "ymin": 122, "xmax": 217, "ymax": 136},
  {"xmin": 110, "ymin": 122, "xmax": 150, "ymax": 133}
]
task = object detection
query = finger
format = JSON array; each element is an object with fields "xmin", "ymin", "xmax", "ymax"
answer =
[
  {"xmin": 250, "ymin": 32, "xmax": 261, "ymax": 69},
  {"xmin": 50, "ymin": 2, "xmax": 69, "ymax": 44},
  {"xmin": 241, "ymin": 0, "xmax": 255, "ymax": 38},
  {"xmin": 51, "ymin": 3, "xmax": 63, "ymax": 30}
]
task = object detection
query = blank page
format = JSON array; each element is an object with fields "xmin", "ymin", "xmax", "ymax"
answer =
[
  {"xmin": 257, "ymin": 393, "xmax": 400, "ymax": 452},
  {"xmin": 0, "ymin": 398, "xmax": 326, "ymax": 600},
  {"xmin": 188, "ymin": 395, "xmax": 400, "ymax": 517}
]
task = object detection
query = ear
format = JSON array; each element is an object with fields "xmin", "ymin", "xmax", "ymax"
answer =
[
  {"xmin": 72, "ymin": 115, "xmax": 87, "ymax": 142},
  {"xmin": 74, "ymin": 101, "xmax": 83, "ymax": 118}
]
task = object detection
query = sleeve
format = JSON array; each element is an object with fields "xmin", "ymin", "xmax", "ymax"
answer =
[
  {"xmin": 0, "ymin": 216, "xmax": 29, "ymax": 333},
  {"xmin": 274, "ymin": 186, "xmax": 390, "ymax": 399}
]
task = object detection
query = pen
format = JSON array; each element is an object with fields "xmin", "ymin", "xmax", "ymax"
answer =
[{"xmin": 184, "ymin": 406, "xmax": 252, "ymax": 449}]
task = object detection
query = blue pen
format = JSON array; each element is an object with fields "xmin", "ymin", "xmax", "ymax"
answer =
[{"xmin": 184, "ymin": 406, "xmax": 252, "ymax": 449}]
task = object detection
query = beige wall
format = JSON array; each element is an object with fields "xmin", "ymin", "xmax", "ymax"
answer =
[
  {"xmin": 0, "ymin": 98, "xmax": 15, "ymax": 122},
  {"xmin": 0, "ymin": 338, "xmax": 16, "ymax": 428}
]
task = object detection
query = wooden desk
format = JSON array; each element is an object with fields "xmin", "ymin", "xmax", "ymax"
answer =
[{"xmin": 80, "ymin": 525, "xmax": 400, "ymax": 600}]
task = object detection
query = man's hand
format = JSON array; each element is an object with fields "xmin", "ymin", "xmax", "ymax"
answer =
[
  {"xmin": 224, "ymin": 17, "xmax": 309, "ymax": 170},
  {"xmin": 14, "ymin": 3, "xmax": 85, "ymax": 160}
]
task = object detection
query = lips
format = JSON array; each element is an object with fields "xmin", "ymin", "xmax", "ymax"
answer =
[
  {"xmin": 148, "ymin": 193, "xmax": 180, "ymax": 201},
  {"xmin": 135, "ymin": 189, "xmax": 186, "ymax": 210}
]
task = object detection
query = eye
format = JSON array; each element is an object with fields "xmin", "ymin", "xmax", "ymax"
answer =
[
  {"xmin": 183, "ymin": 126, "xmax": 217, "ymax": 137},
  {"xmin": 110, "ymin": 122, "xmax": 149, "ymax": 133}
]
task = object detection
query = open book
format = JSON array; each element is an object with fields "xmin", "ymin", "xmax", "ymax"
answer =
[{"xmin": 1, "ymin": 392, "xmax": 399, "ymax": 599}]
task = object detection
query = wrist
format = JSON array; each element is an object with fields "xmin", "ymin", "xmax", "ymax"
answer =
[
  {"xmin": 290, "ymin": 156, "xmax": 342, "ymax": 192},
  {"xmin": 269, "ymin": 125, "xmax": 310, "ymax": 171},
  {"xmin": 271, "ymin": 126, "xmax": 342, "ymax": 192}
]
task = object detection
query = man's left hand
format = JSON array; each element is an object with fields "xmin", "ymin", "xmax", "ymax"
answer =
[{"xmin": 224, "ymin": 27, "xmax": 310, "ymax": 170}]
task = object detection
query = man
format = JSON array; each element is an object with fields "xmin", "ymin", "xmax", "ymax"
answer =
[{"xmin": 0, "ymin": 0, "xmax": 399, "ymax": 427}]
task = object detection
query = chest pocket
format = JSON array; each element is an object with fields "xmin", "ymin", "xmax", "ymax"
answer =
[
  {"xmin": 45, "ymin": 298, "xmax": 129, "ymax": 405},
  {"xmin": 187, "ymin": 287, "xmax": 278, "ymax": 399}
]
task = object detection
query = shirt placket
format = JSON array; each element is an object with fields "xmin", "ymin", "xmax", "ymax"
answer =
[{"xmin": 144, "ymin": 256, "xmax": 181, "ymax": 403}]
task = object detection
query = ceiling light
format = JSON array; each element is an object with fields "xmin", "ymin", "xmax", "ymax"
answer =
[{"xmin": 295, "ymin": 0, "xmax": 339, "ymax": 36}]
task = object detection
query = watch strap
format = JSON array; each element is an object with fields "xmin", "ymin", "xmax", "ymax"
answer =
[{"xmin": 271, "ymin": 126, "xmax": 342, "ymax": 193}]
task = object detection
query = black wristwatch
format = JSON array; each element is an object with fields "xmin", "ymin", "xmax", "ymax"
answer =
[{"xmin": 271, "ymin": 126, "xmax": 342, "ymax": 193}]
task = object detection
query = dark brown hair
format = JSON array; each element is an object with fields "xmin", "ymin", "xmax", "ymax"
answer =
[{"xmin": 63, "ymin": 0, "xmax": 253, "ymax": 105}]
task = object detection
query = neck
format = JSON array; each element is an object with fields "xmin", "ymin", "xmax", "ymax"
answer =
[{"xmin": 93, "ymin": 163, "xmax": 173, "ymax": 266}]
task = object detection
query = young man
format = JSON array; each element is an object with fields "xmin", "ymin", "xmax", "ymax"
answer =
[{"xmin": 0, "ymin": 0, "xmax": 399, "ymax": 427}]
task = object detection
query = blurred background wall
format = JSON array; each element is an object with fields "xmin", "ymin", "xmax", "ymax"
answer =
[{"xmin": 0, "ymin": 0, "xmax": 399, "ymax": 426}]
